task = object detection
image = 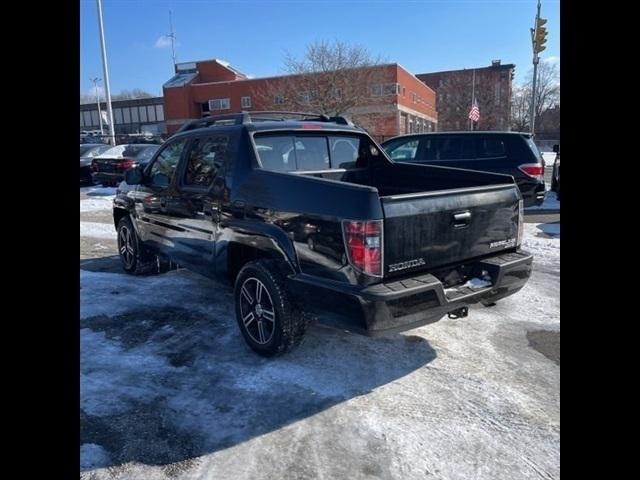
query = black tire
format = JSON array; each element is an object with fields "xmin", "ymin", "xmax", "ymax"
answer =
[
  {"xmin": 234, "ymin": 259, "xmax": 308, "ymax": 357},
  {"xmin": 116, "ymin": 216, "xmax": 157, "ymax": 275}
]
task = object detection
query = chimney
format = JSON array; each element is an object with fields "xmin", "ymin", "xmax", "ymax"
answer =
[{"xmin": 491, "ymin": 59, "xmax": 501, "ymax": 67}]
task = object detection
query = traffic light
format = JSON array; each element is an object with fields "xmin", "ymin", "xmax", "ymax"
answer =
[{"xmin": 534, "ymin": 17, "xmax": 548, "ymax": 54}]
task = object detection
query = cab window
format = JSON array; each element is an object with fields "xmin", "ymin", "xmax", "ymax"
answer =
[
  {"xmin": 148, "ymin": 139, "xmax": 187, "ymax": 188},
  {"xmin": 183, "ymin": 135, "xmax": 230, "ymax": 187}
]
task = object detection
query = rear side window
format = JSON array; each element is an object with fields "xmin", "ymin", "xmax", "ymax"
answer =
[
  {"xmin": 477, "ymin": 137, "xmax": 507, "ymax": 158},
  {"xmin": 435, "ymin": 137, "xmax": 475, "ymax": 160},
  {"xmin": 183, "ymin": 135, "xmax": 229, "ymax": 187},
  {"xmin": 255, "ymin": 134, "xmax": 365, "ymax": 171}
]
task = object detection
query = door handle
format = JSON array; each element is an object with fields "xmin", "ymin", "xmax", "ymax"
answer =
[{"xmin": 453, "ymin": 211, "xmax": 471, "ymax": 227}]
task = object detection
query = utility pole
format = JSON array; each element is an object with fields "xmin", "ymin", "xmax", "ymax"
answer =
[
  {"xmin": 90, "ymin": 77, "xmax": 104, "ymax": 135},
  {"xmin": 96, "ymin": 0, "xmax": 116, "ymax": 146},
  {"xmin": 530, "ymin": 0, "xmax": 548, "ymax": 136},
  {"xmin": 168, "ymin": 10, "xmax": 177, "ymax": 72}
]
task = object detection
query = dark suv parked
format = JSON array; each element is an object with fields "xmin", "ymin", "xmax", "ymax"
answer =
[
  {"xmin": 113, "ymin": 112, "xmax": 532, "ymax": 356},
  {"xmin": 382, "ymin": 132, "xmax": 546, "ymax": 207}
]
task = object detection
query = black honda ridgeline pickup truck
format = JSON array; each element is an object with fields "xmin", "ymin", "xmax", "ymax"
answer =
[{"xmin": 113, "ymin": 112, "xmax": 533, "ymax": 356}]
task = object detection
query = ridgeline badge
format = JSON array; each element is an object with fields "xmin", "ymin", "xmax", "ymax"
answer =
[
  {"xmin": 489, "ymin": 238, "xmax": 516, "ymax": 249},
  {"xmin": 388, "ymin": 258, "xmax": 426, "ymax": 272}
]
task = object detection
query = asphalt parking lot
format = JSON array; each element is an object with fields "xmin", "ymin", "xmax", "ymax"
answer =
[{"xmin": 80, "ymin": 186, "xmax": 560, "ymax": 480}]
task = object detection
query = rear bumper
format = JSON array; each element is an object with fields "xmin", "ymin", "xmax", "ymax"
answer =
[
  {"xmin": 289, "ymin": 250, "xmax": 533, "ymax": 335},
  {"xmin": 91, "ymin": 172, "xmax": 124, "ymax": 185}
]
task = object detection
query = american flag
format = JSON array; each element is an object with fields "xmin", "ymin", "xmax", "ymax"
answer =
[{"xmin": 468, "ymin": 99, "xmax": 480, "ymax": 122}]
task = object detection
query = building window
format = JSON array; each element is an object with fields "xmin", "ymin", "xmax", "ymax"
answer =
[
  {"xmin": 83, "ymin": 111, "xmax": 92, "ymax": 127},
  {"xmin": 147, "ymin": 105, "xmax": 156, "ymax": 122},
  {"xmin": 155, "ymin": 104, "xmax": 164, "ymax": 121},
  {"xmin": 372, "ymin": 83, "xmax": 400, "ymax": 96},
  {"xmin": 402, "ymin": 87, "xmax": 406, "ymax": 97},
  {"xmin": 241, "ymin": 96, "xmax": 252, "ymax": 108},
  {"xmin": 274, "ymin": 94, "xmax": 285, "ymax": 105},
  {"xmin": 412, "ymin": 93, "xmax": 417, "ymax": 103},
  {"xmin": 333, "ymin": 88, "xmax": 342, "ymax": 100},
  {"xmin": 494, "ymin": 84, "xmax": 501, "ymax": 106},
  {"xmin": 139, "ymin": 105, "xmax": 148, "ymax": 122},
  {"xmin": 114, "ymin": 108, "xmax": 123, "ymax": 125},
  {"xmin": 131, "ymin": 107, "xmax": 139, "ymax": 123},
  {"xmin": 209, "ymin": 98, "xmax": 230, "ymax": 111},
  {"xmin": 299, "ymin": 91, "xmax": 312, "ymax": 105}
]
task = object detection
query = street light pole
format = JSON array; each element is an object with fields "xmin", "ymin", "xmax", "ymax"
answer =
[
  {"xmin": 90, "ymin": 77, "xmax": 104, "ymax": 135},
  {"xmin": 530, "ymin": 0, "xmax": 543, "ymax": 136},
  {"xmin": 96, "ymin": 0, "xmax": 116, "ymax": 146}
]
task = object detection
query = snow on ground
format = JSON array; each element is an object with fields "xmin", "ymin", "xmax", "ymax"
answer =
[
  {"xmin": 81, "ymin": 221, "xmax": 117, "ymax": 240},
  {"xmin": 80, "ymin": 186, "xmax": 559, "ymax": 480},
  {"xmin": 80, "ymin": 195, "xmax": 115, "ymax": 213},
  {"xmin": 542, "ymin": 152, "xmax": 556, "ymax": 165}
]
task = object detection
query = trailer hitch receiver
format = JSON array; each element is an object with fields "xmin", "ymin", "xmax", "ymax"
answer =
[{"xmin": 448, "ymin": 306, "xmax": 469, "ymax": 319}]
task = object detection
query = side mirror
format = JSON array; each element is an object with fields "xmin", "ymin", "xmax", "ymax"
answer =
[
  {"xmin": 552, "ymin": 144, "xmax": 559, "ymax": 153},
  {"xmin": 125, "ymin": 166, "xmax": 144, "ymax": 185}
]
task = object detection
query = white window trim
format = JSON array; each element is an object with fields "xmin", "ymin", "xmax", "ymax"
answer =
[{"xmin": 209, "ymin": 98, "xmax": 231, "ymax": 111}]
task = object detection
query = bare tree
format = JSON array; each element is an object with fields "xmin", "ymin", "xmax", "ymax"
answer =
[
  {"xmin": 511, "ymin": 85, "xmax": 530, "ymax": 131},
  {"xmin": 252, "ymin": 40, "xmax": 387, "ymax": 116},
  {"xmin": 510, "ymin": 61, "xmax": 559, "ymax": 132},
  {"xmin": 80, "ymin": 88, "xmax": 155, "ymax": 104}
]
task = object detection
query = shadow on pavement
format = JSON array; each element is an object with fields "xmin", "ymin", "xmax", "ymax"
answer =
[
  {"xmin": 80, "ymin": 256, "xmax": 122, "ymax": 274},
  {"xmin": 80, "ymin": 283, "xmax": 437, "ymax": 470}
]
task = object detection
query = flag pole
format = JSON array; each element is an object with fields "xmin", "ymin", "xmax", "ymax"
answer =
[{"xmin": 470, "ymin": 69, "xmax": 476, "ymax": 131}]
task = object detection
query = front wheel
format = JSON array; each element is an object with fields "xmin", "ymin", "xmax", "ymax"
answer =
[
  {"xmin": 234, "ymin": 259, "xmax": 308, "ymax": 356},
  {"xmin": 117, "ymin": 216, "xmax": 157, "ymax": 275}
]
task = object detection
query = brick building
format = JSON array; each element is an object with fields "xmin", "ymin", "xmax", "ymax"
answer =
[
  {"xmin": 417, "ymin": 60, "xmax": 515, "ymax": 131},
  {"xmin": 163, "ymin": 59, "xmax": 437, "ymax": 141}
]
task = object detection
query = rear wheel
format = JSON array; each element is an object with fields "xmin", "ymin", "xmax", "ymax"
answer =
[
  {"xmin": 117, "ymin": 216, "xmax": 157, "ymax": 275},
  {"xmin": 234, "ymin": 259, "xmax": 308, "ymax": 356}
]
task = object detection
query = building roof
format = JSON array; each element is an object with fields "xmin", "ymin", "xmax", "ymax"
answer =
[{"xmin": 416, "ymin": 62, "xmax": 515, "ymax": 78}]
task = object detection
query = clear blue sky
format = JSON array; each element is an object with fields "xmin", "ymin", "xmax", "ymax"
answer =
[{"xmin": 80, "ymin": 0, "xmax": 560, "ymax": 97}]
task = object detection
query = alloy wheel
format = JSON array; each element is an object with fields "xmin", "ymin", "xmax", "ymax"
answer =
[{"xmin": 239, "ymin": 277, "xmax": 276, "ymax": 345}]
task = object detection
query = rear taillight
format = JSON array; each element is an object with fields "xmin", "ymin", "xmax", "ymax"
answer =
[
  {"xmin": 118, "ymin": 159, "xmax": 136, "ymax": 170},
  {"xmin": 90, "ymin": 159, "xmax": 98, "ymax": 172},
  {"xmin": 342, "ymin": 220, "xmax": 383, "ymax": 277},
  {"xmin": 517, "ymin": 199, "xmax": 524, "ymax": 247},
  {"xmin": 518, "ymin": 163, "xmax": 544, "ymax": 180},
  {"xmin": 116, "ymin": 158, "xmax": 136, "ymax": 170}
]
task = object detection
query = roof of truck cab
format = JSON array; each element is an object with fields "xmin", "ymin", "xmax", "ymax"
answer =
[
  {"xmin": 170, "ymin": 120, "xmax": 364, "ymax": 140},
  {"xmin": 244, "ymin": 120, "xmax": 363, "ymax": 133}
]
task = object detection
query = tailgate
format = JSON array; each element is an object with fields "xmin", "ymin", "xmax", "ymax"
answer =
[{"xmin": 382, "ymin": 184, "xmax": 520, "ymax": 278}]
